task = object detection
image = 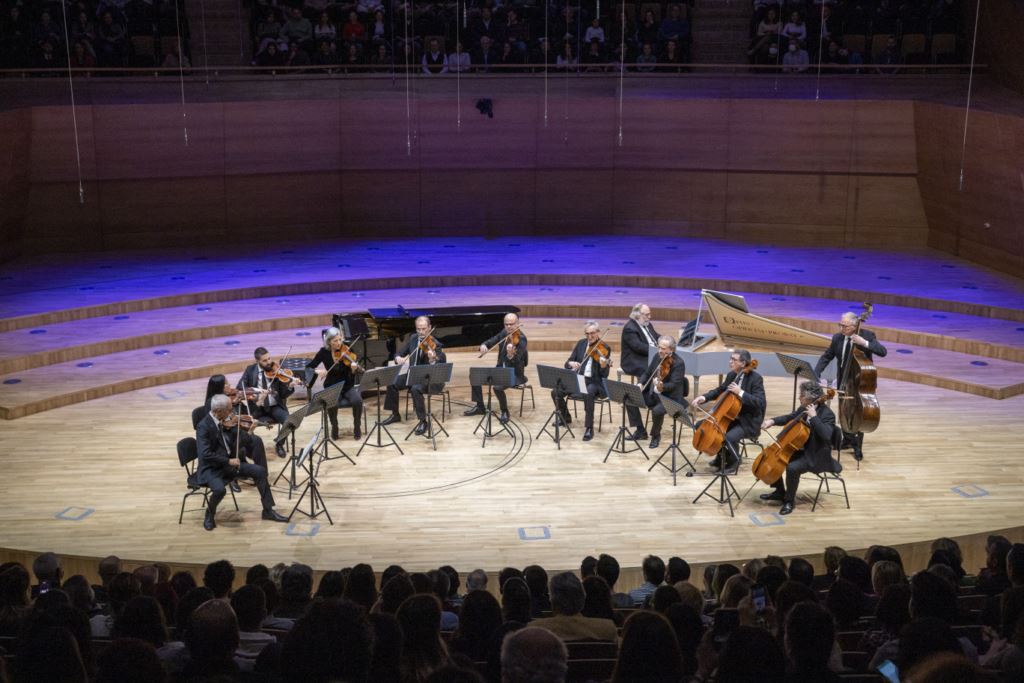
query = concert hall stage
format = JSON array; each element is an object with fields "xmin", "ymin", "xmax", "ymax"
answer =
[{"xmin": 1, "ymin": 236, "xmax": 1023, "ymax": 583}]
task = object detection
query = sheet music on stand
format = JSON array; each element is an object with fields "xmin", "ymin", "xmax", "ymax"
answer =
[{"xmin": 776, "ymin": 353, "xmax": 818, "ymax": 411}]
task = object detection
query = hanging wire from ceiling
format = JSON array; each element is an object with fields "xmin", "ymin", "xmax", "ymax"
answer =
[
  {"xmin": 173, "ymin": 0, "xmax": 190, "ymax": 145},
  {"xmin": 958, "ymin": 0, "xmax": 982, "ymax": 192},
  {"xmin": 58, "ymin": 0, "xmax": 85, "ymax": 205}
]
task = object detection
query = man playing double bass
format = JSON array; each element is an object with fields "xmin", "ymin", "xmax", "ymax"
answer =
[
  {"xmin": 814, "ymin": 311, "xmax": 887, "ymax": 461},
  {"xmin": 690, "ymin": 349, "xmax": 766, "ymax": 472},
  {"xmin": 634, "ymin": 335, "xmax": 688, "ymax": 449},
  {"xmin": 464, "ymin": 312, "xmax": 527, "ymax": 425},
  {"xmin": 759, "ymin": 381, "xmax": 842, "ymax": 515},
  {"xmin": 621, "ymin": 303, "xmax": 659, "ymax": 442}
]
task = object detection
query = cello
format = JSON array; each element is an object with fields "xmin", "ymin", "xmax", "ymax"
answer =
[
  {"xmin": 751, "ymin": 388, "xmax": 836, "ymax": 485},
  {"xmin": 838, "ymin": 303, "xmax": 880, "ymax": 434},
  {"xmin": 691, "ymin": 358, "xmax": 758, "ymax": 456}
]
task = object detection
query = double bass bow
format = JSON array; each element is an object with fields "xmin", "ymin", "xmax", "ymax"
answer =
[
  {"xmin": 751, "ymin": 388, "xmax": 836, "ymax": 485},
  {"xmin": 691, "ymin": 358, "xmax": 758, "ymax": 456},
  {"xmin": 837, "ymin": 303, "xmax": 880, "ymax": 434}
]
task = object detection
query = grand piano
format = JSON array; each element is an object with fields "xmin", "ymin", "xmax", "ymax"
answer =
[{"xmin": 332, "ymin": 305, "xmax": 521, "ymax": 370}]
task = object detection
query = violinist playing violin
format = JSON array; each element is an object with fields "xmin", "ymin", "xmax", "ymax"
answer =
[
  {"xmin": 382, "ymin": 315, "xmax": 447, "ymax": 436},
  {"xmin": 814, "ymin": 311, "xmax": 887, "ymax": 461},
  {"xmin": 631, "ymin": 336, "xmax": 688, "ymax": 449},
  {"xmin": 199, "ymin": 375, "xmax": 271, "ymax": 490},
  {"xmin": 551, "ymin": 321, "xmax": 611, "ymax": 442},
  {"xmin": 465, "ymin": 312, "xmax": 528, "ymax": 424},
  {"xmin": 237, "ymin": 346, "xmax": 296, "ymax": 457},
  {"xmin": 758, "ymin": 381, "xmax": 841, "ymax": 515},
  {"xmin": 690, "ymin": 349, "xmax": 766, "ymax": 472},
  {"xmin": 305, "ymin": 327, "xmax": 364, "ymax": 441}
]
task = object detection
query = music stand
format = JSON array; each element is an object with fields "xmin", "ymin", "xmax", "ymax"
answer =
[
  {"xmin": 404, "ymin": 363, "xmax": 453, "ymax": 451},
  {"xmin": 288, "ymin": 428, "xmax": 333, "ymax": 525},
  {"xmin": 535, "ymin": 365, "xmax": 581, "ymax": 449},
  {"xmin": 690, "ymin": 404, "xmax": 743, "ymax": 517},
  {"xmin": 648, "ymin": 394, "xmax": 698, "ymax": 484},
  {"xmin": 309, "ymin": 382, "xmax": 355, "ymax": 466},
  {"xmin": 603, "ymin": 380, "xmax": 649, "ymax": 463},
  {"xmin": 273, "ymin": 402, "xmax": 311, "ymax": 496},
  {"xmin": 470, "ymin": 366, "xmax": 516, "ymax": 447},
  {"xmin": 777, "ymin": 353, "xmax": 818, "ymax": 411},
  {"xmin": 355, "ymin": 365, "xmax": 403, "ymax": 457}
]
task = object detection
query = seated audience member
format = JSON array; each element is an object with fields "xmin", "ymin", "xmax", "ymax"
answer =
[
  {"xmin": 398, "ymin": 593, "xmax": 452, "ymax": 681},
  {"xmin": 596, "ymin": 553, "xmax": 632, "ymax": 608},
  {"xmin": 720, "ymin": 574, "xmax": 753, "ymax": 609},
  {"xmin": 280, "ymin": 7, "xmax": 313, "ymax": 46},
  {"xmin": 369, "ymin": 10, "xmax": 388, "ymax": 45},
  {"xmin": 658, "ymin": 4, "xmax": 690, "ymax": 48},
  {"xmin": 62, "ymin": 575, "xmax": 97, "ymax": 617},
  {"xmin": 278, "ymin": 598, "xmax": 374, "ymax": 683},
  {"xmin": 231, "ymin": 584, "xmax": 275, "ymax": 670},
  {"xmin": 313, "ymin": 40, "xmax": 339, "ymax": 67},
  {"xmin": 785, "ymin": 601, "xmax": 841, "ymax": 682},
  {"xmin": 448, "ymin": 40, "xmax": 470, "ymax": 73},
  {"xmin": 875, "ymin": 34, "xmax": 902, "ymax": 73},
  {"xmin": 315, "ymin": 571, "xmax": 345, "ymax": 600},
  {"xmin": 96, "ymin": 637, "xmax": 168, "ymax": 683},
  {"xmin": 531, "ymin": 571, "xmax": 618, "ymax": 641},
  {"xmin": 750, "ymin": 7, "xmax": 781, "ymax": 59},
  {"xmin": 977, "ymin": 535, "xmax": 1012, "ymax": 596},
  {"xmin": 630, "ymin": 554, "xmax": 666, "ymax": 606},
  {"xmin": 584, "ymin": 17, "xmax": 605, "ymax": 44},
  {"xmin": 582, "ymin": 575, "xmax": 623, "ymax": 626},
  {"xmin": 313, "ymin": 11, "xmax": 336, "ymax": 43},
  {"xmin": 501, "ymin": 626, "xmax": 568, "ymax": 683},
  {"xmin": 465, "ymin": 568, "xmax": 488, "ymax": 593},
  {"xmin": 32, "ymin": 551, "xmax": 63, "ymax": 597},
  {"xmin": 450, "ymin": 590, "xmax": 503, "ymax": 661},
  {"xmin": 825, "ymin": 579, "xmax": 864, "ymax": 630},
  {"xmin": 636, "ymin": 42, "xmax": 657, "ymax": 72},
  {"xmin": 612, "ymin": 610, "xmax": 684, "ymax": 682},
  {"xmin": 284, "ymin": 41, "xmax": 311, "ymax": 68},
  {"xmin": 582, "ymin": 39, "xmax": 605, "ymax": 71},
  {"xmin": 782, "ymin": 38, "xmax": 810, "ymax": 72},
  {"xmin": 713, "ymin": 625, "xmax": 787, "ymax": 683},
  {"xmin": 203, "ymin": 559, "xmax": 235, "ymax": 599},
  {"xmin": 10, "ymin": 609, "xmax": 89, "ymax": 682},
  {"xmin": 910, "ymin": 652, "xmax": 1000, "ymax": 682},
  {"xmin": 113, "ymin": 595, "xmax": 181, "ymax": 660},
  {"xmin": 930, "ymin": 537, "xmax": 967, "ymax": 581},
  {"xmin": 256, "ymin": 41, "xmax": 286, "ymax": 68},
  {"xmin": 180, "ymin": 599, "xmax": 242, "ymax": 681},
  {"xmin": 255, "ymin": 9, "xmax": 281, "ymax": 54},
  {"xmin": 475, "ymin": 35, "xmax": 499, "ymax": 71},
  {"xmin": 427, "ymin": 568, "xmax": 459, "ymax": 630},
  {"xmin": 440, "ymin": 565, "xmax": 462, "ymax": 609},
  {"xmin": 636, "ymin": 10, "xmax": 659, "ymax": 47},
  {"xmin": 871, "ymin": 559, "xmax": 907, "ymax": 597},
  {"xmin": 781, "ymin": 10, "xmax": 807, "ymax": 44},
  {"xmin": 711, "ymin": 563, "xmax": 741, "ymax": 605},
  {"xmin": 524, "ymin": 565, "xmax": 551, "ymax": 617},
  {"xmin": 556, "ymin": 41, "xmax": 577, "ymax": 71},
  {"xmin": 0, "ymin": 563, "xmax": 31, "ymax": 636},
  {"xmin": 422, "ymin": 37, "xmax": 448, "ymax": 74},
  {"xmin": 378, "ymin": 573, "xmax": 415, "ymax": 615},
  {"xmin": 341, "ymin": 11, "xmax": 366, "ymax": 44},
  {"xmin": 95, "ymin": 10, "xmax": 127, "ymax": 66},
  {"xmin": 859, "ymin": 583, "xmax": 911, "ymax": 656},
  {"xmin": 91, "ymin": 572, "xmax": 142, "ymax": 637},
  {"xmin": 667, "ymin": 556, "xmax": 691, "ymax": 585},
  {"xmin": 275, "ymin": 564, "xmax": 314, "ymax": 620},
  {"xmin": 500, "ymin": 576, "xmax": 532, "ymax": 624},
  {"xmin": 787, "ymin": 557, "xmax": 815, "ymax": 587}
]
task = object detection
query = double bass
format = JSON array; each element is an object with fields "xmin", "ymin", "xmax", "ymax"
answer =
[
  {"xmin": 751, "ymin": 388, "xmax": 836, "ymax": 485},
  {"xmin": 838, "ymin": 303, "xmax": 880, "ymax": 434},
  {"xmin": 691, "ymin": 359, "xmax": 758, "ymax": 456}
]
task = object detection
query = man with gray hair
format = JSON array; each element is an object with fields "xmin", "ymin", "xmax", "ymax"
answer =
[
  {"xmin": 466, "ymin": 568, "xmax": 489, "ymax": 592},
  {"xmin": 551, "ymin": 321, "xmax": 611, "ymax": 441},
  {"xmin": 530, "ymin": 572, "xmax": 617, "ymax": 641},
  {"xmin": 632, "ymin": 335, "xmax": 688, "ymax": 449},
  {"xmin": 31, "ymin": 552, "xmax": 62, "ymax": 597},
  {"xmin": 621, "ymin": 303, "xmax": 659, "ymax": 440},
  {"xmin": 382, "ymin": 315, "xmax": 448, "ymax": 436},
  {"xmin": 502, "ymin": 626, "xmax": 568, "ymax": 683},
  {"xmin": 195, "ymin": 394, "xmax": 288, "ymax": 531},
  {"xmin": 814, "ymin": 310, "xmax": 887, "ymax": 461}
]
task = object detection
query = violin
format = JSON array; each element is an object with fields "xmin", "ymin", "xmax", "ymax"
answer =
[
  {"xmin": 691, "ymin": 359, "xmax": 758, "ymax": 456},
  {"xmin": 332, "ymin": 343, "xmax": 359, "ymax": 368},
  {"xmin": 838, "ymin": 303, "xmax": 880, "ymax": 434},
  {"xmin": 224, "ymin": 386, "xmax": 260, "ymax": 403},
  {"xmin": 478, "ymin": 325, "xmax": 523, "ymax": 358},
  {"xmin": 264, "ymin": 362, "xmax": 296, "ymax": 384},
  {"xmin": 640, "ymin": 354, "xmax": 673, "ymax": 392},
  {"xmin": 416, "ymin": 328, "xmax": 438, "ymax": 355},
  {"xmin": 580, "ymin": 328, "xmax": 612, "ymax": 371},
  {"xmin": 222, "ymin": 413, "xmax": 272, "ymax": 430},
  {"xmin": 751, "ymin": 388, "xmax": 836, "ymax": 485}
]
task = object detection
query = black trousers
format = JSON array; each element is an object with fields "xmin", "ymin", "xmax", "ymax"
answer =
[
  {"xmin": 207, "ymin": 463, "xmax": 275, "ymax": 515},
  {"xmin": 253, "ymin": 403, "xmax": 289, "ymax": 426},
  {"xmin": 771, "ymin": 451, "xmax": 823, "ymax": 503},
  {"xmin": 326, "ymin": 386, "xmax": 363, "ymax": 430},
  {"xmin": 626, "ymin": 389, "xmax": 666, "ymax": 435},
  {"xmin": 471, "ymin": 384, "xmax": 509, "ymax": 413},
  {"xmin": 384, "ymin": 375, "xmax": 443, "ymax": 421},
  {"xmin": 551, "ymin": 379, "xmax": 606, "ymax": 429}
]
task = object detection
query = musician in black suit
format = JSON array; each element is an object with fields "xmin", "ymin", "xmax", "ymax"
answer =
[
  {"xmin": 464, "ymin": 312, "xmax": 527, "ymax": 424},
  {"xmin": 305, "ymin": 328, "xmax": 364, "ymax": 441},
  {"xmin": 633, "ymin": 335, "xmax": 688, "ymax": 449},
  {"xmin": 620, "ymin": 303, "xmax": 660, "ymax": 440},
  {"xmin": 814, "ymin": 311, "xmax": 888, "ymax": 461},
  {"xmin": 196, "ymin": 395, "xmax": 288, "ymax": 531},
  {"xmin": 382, "ymin": 315, "xmax": 448, "ymax": 436},
  {"xmin": 551, "ymin": 321, "xmax": 611, "ymax": 442},
  {"xmin": 691, "ymin": 349, "xmax": 766, "ymax": 472},
  {"xmin": 237, "ymin": 346, "xmax": 296, "ymax": 457},
  {"xmin": 759, "ymin": 381, "xmax": 841, "ymax": 515},
  {"xmin": 200, "ymin": 374, "xmax": 269, "ymax": 484}
]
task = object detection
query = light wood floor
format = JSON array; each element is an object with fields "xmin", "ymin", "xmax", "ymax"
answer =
[{"xmin": 2, "ymin": 350, "xmax": 1022, "ymax": 580}]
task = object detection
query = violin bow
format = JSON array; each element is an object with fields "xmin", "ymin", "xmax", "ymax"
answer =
[{"xmin": 478, "ymin": 325, "xmax": 522, "ymax": 358}]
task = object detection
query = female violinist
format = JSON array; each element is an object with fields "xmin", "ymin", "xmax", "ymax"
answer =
[
  {"xmin": 550, "ymin": 321, "xmax": 611, "ymax": 442},
  {"xmin": 757, "ymin": 381, "xmax": 841, "ymax": 515},
  {"xmin": 690, "ymin": 349, "xmax": 766, "ymax": 472},
  {"xmin": 305, "ymin": 327, "xmax": 364, "ymax": 441},
  {"xmin": 631, "ymin": 336, "xmax": 688, "ymax": 449},
  {"xmin": 465, "ymin": 312, "xmax": 528, "ymax": 424}
]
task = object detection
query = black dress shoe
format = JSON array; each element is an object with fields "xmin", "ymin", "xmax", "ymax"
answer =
[
  {"xmin": 463, "ymin": 405, "xmax": 486, "ymax": 416},
  {"xmin": 853, "ymin": 448, "xmax": 864, "ymax": 461},
  {"xmin": 625, "ymin": 429, "xmax": 649, "ymax": 442},
  {"xmin": 583, "ymin": 428, "xmax": 594, "ymax": 441},
  {"xmin": 560, "ymin": 411, "xmax": 572, "ymax": 425},
  {"xmin": 203, "ymin": 511, "xmax": 216, "ymax": 531},
  {"xmin": 414, "ymin": 420, "xmax": 428, "ymax": 436},
  {"xmin": 262, "ymin": 509, "xmax": 289, "ymax": 522},
  {"xmin": 230, "ymin": 480, "xmax": 241, "ymax": 493},
  {"xmin": 499, "ymin": 411, "xmax": 510, "ymax": 424},
  {"xmin": 760, "ymin": 490, "xmax": 785, "ymax": 502},
  {"xmin": 330, "ymin": 425, "xmax": 339, "ymax": 440},
  {"xmin": 353, "ymin": 424, "xmax": 362, "ymax": 440},
  {"xmin": 649, "ymin": 435, "xmax": 661, "ymax": 449},
  {"xmin": 708, "ymin": 456, "xmax": 722, "ymax": 470},
  {"xmin": 381, "ymin": 413, "xmax": 401, "ymax": 426},
  {"xmin": 779, "ymin": 501, "xmax": 795, "ymax": 515},
  {"xmin": 275, "ymin": 441, "xmax": 287, "ymax": 458}
]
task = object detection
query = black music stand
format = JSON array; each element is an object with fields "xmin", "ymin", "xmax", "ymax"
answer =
[
  {"xmin": 470, "ymin": 366, "xmax": 516, "ymax": 447},
  {"xmin": 404, "ymin": 363, "xmax": 452, "ymax": 451},
  {"xmin": 603, "ymin": 380, "xmax": 649, "ymax": 463},
  {"xmin": 690, "ymin": 404, "xmax": 742, "ymax": 517},
  {"xmin": 535, "ymin": 365, "xmax": 580, "ymax": 449},
  {"xmin": 273, "ymin": 403, "xmax": 311, "ymax": 497},
  {"xmin": 309, "ymin": 382, "xmax": 355, "ymax": 467},
  {"xmin": 288, "ymin": 428, "xmax": 333, "ymax": 525},
  {"xmin": 355, "ymin": 366, "xmax": 403, "ymax": 457},
  {"xmin": 777, "ymin": 353, "xmax": 817, "ymax": 411},
  {"xmin": 648, "ymin": 394, "xmax": 698, "ymax": 484}
]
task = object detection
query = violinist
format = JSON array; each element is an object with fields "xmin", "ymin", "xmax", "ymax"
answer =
[
  {"xmin": 621, "ymin": 303, "xmax": 660, "ymax": 440},
  {"xmin": 465, "ymin": 312, "xmax": 528, "ymax": 424},
  {"xmin": 690, "ymin": 349, "xmax": 766, "ymax": 472},
  {"xmin": 632, "ymin": 336, "xmax": 688, "ymax": 449},
  {"xmin": 200, "ymin": 374, "xmax": 270, "ymax": 476},
  {"xmin": 758, "ymin": 381, "xmax": 841, "ymax": 515},
  {"xmin": 305, "ymin": 328, "xmax": 364, "ymax": 441},
  {"xmin": 237, "ymin": 346, "xmax": 295, "ymax": 457},
  {"xmin": 382, "ymin": 315, "xmax": 448, "ymax": 436},
  {"xmin": 814, "ymin": 311, "xmax": 887, "ymax": 461},
  {"xmin": 551, "ymin": 321, "xmax": 611, "ymax": 442},
  {"xmin": 195, "ymin": 394, "xmax": 288, "ymax": 531}
]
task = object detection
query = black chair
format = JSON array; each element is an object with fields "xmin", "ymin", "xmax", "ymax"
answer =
[
  {"xmin": 191, "ymin": 405, "xmax": 206, "ymax": 430},
  {"xmin": 177, "ymin": 437, "xmax": 237, "ymax": 524},
  {"xmin": 809, "ymin": 425, "xmax": 850, "ymax": 512},
  {"xmin": 507, "ymin": 382, "xmax": 536, "ymax": 416}
]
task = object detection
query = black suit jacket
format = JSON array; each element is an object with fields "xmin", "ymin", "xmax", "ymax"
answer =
[
  {"xmin": 483, "ymin": 330, "xmax": 528, "ymax": 385},
  {"xmin": 619, "ymin": 319, "xmax": 659, "ymax": 376},
  {"xmin": 237, "ymin": 363, "xmax": 296, "ymax": 410},
  {"xmin": 702, "ymin": 370, "xmax": 766, "ymax": 438},
  {"xmin": 814, "ymin": 329, "xmax": 887, "ymax": 379},
  {"xmin": 639, "ymin": 354, "xmax": 688, "ymax": 403},
  {"xmin": 397, "ymin": 335, "xmax": 447, "ymax": 366},
  {"xmin": 305, "ymin": 347, "xmax": 358, "ymax": 393},
  {"xmin": 195, "ymin": 413, "xmax": 237, "ymax": 485},
  {"xmin": 770, "ymin": 403, "xmax": 838, "ymax": 472},
  {"xmin": 566, "ymin": 338, "xmax": 610, "ymax": 382}
]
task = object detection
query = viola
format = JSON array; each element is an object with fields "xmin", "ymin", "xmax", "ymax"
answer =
[
  {"xmin": 691, "ymin": 359, "xmax": 759, "ymax": 456},
  {"xmin": 838, "ymin": 303, "xmax": 880, "ymax": 434},
  {"xmin": 751, "ymin": 388, "xmax": 836, "ymax": 485}
]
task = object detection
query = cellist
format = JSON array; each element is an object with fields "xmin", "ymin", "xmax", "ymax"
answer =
[
  {"xmin": 633, "ymin": 335, "xmax": 688, "ymax": 449},
  {"xmin": 690, "ymin": 349, "xmax": 766, "ymax": 472},
  {"xmin": 759, "ymin": 381, "xmax": 841, "ymax": 515},
  {"xmin": 814, "ymin": 311, "xmax": 887, "ymax": 461}
]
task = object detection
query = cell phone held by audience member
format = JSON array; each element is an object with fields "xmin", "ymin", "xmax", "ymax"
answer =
[
  {"xmin": 877, "ymin": 659, "xmax": 899, "ymax": 683},
  {"xmin": 750, "ymin": 583, "xmax": 767, "ymax": 613}
]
